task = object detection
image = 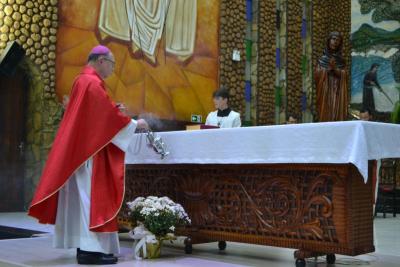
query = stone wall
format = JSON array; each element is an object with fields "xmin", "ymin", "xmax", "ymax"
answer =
[
  {"xmin": 0, "ymin": 0, "xmax": 58, "ymax": 99},
  {"xmin": 286, "ymin": 1, "xmax": 303, "ymax": 120},
  {"xmin": 0, "ymin": 0, "xmax": 61, "ymax": 206},
  {"xmin": 250, "ymin": 0, "xmax": 258, "ymax": 124},
  {"xmin": 219, "ymin": 0, "xmax": 246, "ymax": 117},
  {"xmin": 256, "ymin": 0, "xmax": 276, "ymax": 125},
  {"xmin": 20, "ymin": 58, "xmax": 62, "ymax": 206}
]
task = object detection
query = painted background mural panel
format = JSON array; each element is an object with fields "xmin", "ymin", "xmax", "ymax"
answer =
[
  {"xmin": 56, "ymin": 0, "xmax": 219, "ymax": 121},
  {"xmin": 351, "ymin": 0, "xmax": 400, "ymax": 114}
]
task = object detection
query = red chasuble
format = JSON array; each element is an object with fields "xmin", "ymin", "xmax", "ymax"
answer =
[{"xmin": 28, "ymin": 66, "xmax": 131, "ymax": 232}]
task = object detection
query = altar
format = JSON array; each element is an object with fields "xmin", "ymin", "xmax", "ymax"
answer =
[{"xmin": 120, "ymin": 121, "xmax": 400, "ymax": 267}]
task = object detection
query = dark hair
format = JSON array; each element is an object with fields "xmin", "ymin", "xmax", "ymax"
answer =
[
  {"xmin": 370, "ymin": 63, "xmax": 380, "ymax": 70},
  {"xmin": 360, "ymin": 108, "xmax": 371, "ymax": 114},
  {"xmin": 212, "ymin": 87, "xmax": 229, "ymax": 99},
  {"xmin": 87, "ymin": 53, "xmax": 107, "ymax": 63}
]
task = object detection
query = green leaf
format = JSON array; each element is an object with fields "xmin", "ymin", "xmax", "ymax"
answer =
[{"xmin": 391, "ymin": 101, "xmax": 400, "ymax": 123}]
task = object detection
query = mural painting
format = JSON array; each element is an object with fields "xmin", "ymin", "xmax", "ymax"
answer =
[
  {"xmin": 351, "ymin": 0, "xmax": 400, "ymax": 115},
  {"xmin": 56, "ymin": 0, "xmax": 219, "ymax": 121}
]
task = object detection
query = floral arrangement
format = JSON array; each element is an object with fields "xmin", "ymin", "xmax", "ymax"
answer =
[{"xmin": 127, "ymin": 196, "xmax": 191, "ymax": 237}]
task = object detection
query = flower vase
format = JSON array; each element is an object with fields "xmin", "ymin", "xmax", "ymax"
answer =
[{"xmin": 143, "ymin": 240, "xmax": 162, "ymax": 259}]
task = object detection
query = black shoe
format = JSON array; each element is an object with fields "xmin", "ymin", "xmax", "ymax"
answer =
[
  {"xmin": 77, "ymin": 248, "xmax": 114, "ymax": 257},
  {"xmin": 77, "ymin": 252, "xmax": 118, "ymax": 265}
]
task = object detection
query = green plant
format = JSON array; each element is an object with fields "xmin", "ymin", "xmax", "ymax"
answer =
[{"xmin": 391, "ymin": 86, "xmax": 400, "ymax": 124}]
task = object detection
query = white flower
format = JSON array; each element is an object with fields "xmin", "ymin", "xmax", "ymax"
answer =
[
  {"xmin": 128, "ymin": 196, "xmax": 191, "ymax": 234},
  {"xmin": 127, "ymin": 196, "xmax": 147, "ymax": 211}
]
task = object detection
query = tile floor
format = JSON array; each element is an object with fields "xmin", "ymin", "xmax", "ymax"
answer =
[{"xmin": 0, "ymin": 212, "xmax": 399, "ymax": 267}]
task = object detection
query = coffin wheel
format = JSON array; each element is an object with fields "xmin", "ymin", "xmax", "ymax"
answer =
[
  {"xmin": 218, "ymin": 241, "xmax": 227, "ymax": 250},
  {"xmin": 184, "ymin": 237, "xmax": 192, "ymax": 254},
  {"xmin": 295, "ymin": 258, "xmax": 306, "ymax": 267},
  {"xmin": 326, "ymin": 253, "xmax": 336, "ymax": 264}
]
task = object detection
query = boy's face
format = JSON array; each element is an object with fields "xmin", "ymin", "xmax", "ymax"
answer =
[{"xmin": 213, "ymin": 97, "xmax": 228, "ymax": 110}]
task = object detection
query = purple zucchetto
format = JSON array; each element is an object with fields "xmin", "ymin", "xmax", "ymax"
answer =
[{"xmin": 90, "ymin": 45, "xmax": 110, "ymax": 55}]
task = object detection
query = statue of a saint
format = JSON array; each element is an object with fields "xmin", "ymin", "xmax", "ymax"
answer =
[{"xmin": 315, "ymin": 32, "xmax": 348, "ymax": 122}]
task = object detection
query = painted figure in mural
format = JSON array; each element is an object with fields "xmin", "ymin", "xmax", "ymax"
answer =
[
  {"xmin": 315, "ymin": 32, "xmax": 349, "ymax": 122},
  {"xmin": 362, "ymin": 63, "xmax": 382, "ymax": 114},
  {"xmin": 28, "ymin": 45, "xmax": 149, "ymax": 265},
  {"xmin": 205, "ymin": 87, "xmax": 241, "ymax": 128},
  {"xmin": 98, "ymin": 0, "xmax": 197, "ymax": 62}
]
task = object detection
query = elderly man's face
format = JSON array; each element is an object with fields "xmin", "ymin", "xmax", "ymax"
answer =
[{"xmin": 98, "ymin": 53, "xmax": 115, "ymax": 79}]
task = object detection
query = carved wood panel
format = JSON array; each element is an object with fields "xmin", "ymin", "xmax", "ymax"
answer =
[{"xmin": 121, "ymin": 163, "xmax": 373, "ymax": 256}]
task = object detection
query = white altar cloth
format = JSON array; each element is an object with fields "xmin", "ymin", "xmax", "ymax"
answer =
[{"xmin": 125, "ymin": 121, "xmax": 400, "ymax": 182}]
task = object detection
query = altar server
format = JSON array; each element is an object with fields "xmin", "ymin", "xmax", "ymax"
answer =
[{"xmin": 205, "ymin": 87, "xmax": 241, "ymax": 128}]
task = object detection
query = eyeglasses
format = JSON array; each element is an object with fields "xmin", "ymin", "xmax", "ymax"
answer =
[{"xmin": 101, "ymin": 57, "xmax": 115, "ymax": 66}]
